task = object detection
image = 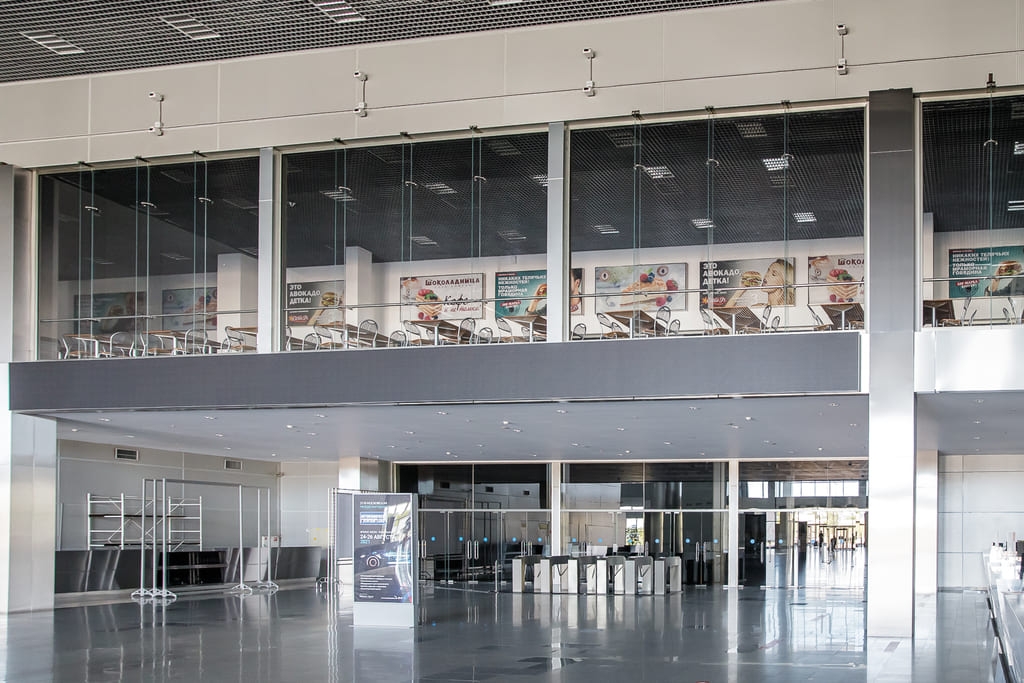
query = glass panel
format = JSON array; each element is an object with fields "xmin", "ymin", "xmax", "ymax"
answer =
[
  {"xmin": 643, "ymin": 462, "xmax": 725, "ymax": 508},
  {"xmin": 739, "ymin": 460, "xmax": 868, "ymax": 509},
  {"xmin": 39, "ymin": 157, "xmax": 259, "ymax": 359},
  {"xmin": 568, "ymin": 109, "xmax": 864, "ymax": 340},
  {"xmin": 562, "ymin": 511, "xmax": 629, "ymax": 555},
  {"xmin": 923, "ymin": 95, "xmax": 1024, "ymax": 327},
  {"xmin": 561, "ymin": 463, "xmax": 644, "ymax": 510},
  {"xmin": 282, "ymin": 133, "xmax": 547, "ymax": 349}
]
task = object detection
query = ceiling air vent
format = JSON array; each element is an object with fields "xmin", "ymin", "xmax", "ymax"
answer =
[
  {"xmin": 114, "ymin": 448, "xmax": 139, "ymax": 462},
  {"xmin": 224, "ymin": 459, "xmax": 243, "ymax": 471}
]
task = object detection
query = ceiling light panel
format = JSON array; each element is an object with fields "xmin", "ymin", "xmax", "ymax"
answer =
[
  {"xmin": 762, "ymin": 156, "xmax": 790, "ymax": 172},
  {"xmin": 21, "ymin": 31, "xmax": 84, "ymax": 55},
  {"xmin": 793, "ymin": 211, "xmax": 816, "ymax": 223},
  {"xmin": 160, "ymin": 15, "xmax": 221, "ymax": 40},
  {"xmin": 309, "ymin": 0, "xmax": 366, "ymax": 24}
]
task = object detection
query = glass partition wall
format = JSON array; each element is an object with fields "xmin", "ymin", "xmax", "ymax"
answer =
[
  {"xmin": 922, "ymin": 94, "xmax": 1024, "ymax": 327},
  {"xmin": 282, "ymin": 132, "xmax": 549, "ymax": 349},
  {"xmin": 569, "ymin": 108, "xmax": 865, "ymax": 338},
  {"xmin": 561, "ymin": 462, "xmax": 729, "ymax": 585},
  {"xmin": 38, "ymin": 156, "xmax": 260, "ymax": 359}
]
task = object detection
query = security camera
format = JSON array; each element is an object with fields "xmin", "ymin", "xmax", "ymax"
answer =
[
  {"xmin": 353, "ymin": 71, "xmax": 367, "ymax": 81},
  {"xmin": 354, "ymin": 102, "xmax": 367, "ymax": 117},
  {"xmin": 582, "ymin": 47, "xmax": 595, "ymax": 59},
  {"xmin": 836, "ymin": 24, "xmax": 848, "ymax": 36},
  {"xmin": 836, "ymin": 58, "xmax": 848, "ymax": 75},
  {"xmin": 583, "ymin": 81, "xmax": 596, "ymax": 97},
  {"xmin": 148, "ymin": 121, "xmax": 164, "ymax": 136},
  {"xmin": 148, "ymin": 91, "xmax": 164, "ymax": 101}
]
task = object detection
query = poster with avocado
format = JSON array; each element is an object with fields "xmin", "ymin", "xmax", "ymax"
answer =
[
  {"xmin": 286, "ymin": 280, "xmax": 345, "ymax": 326},
  {"xmin": 948, "ymin": 246, "xmax": 1024, "ymax": 298},
  {"xmin": 594, "ymin": 264, "xmax": 686, "ymax": 314},
  {"xmin": 807, "ymin": 254, "xmax": 864, "ymax": 304}
]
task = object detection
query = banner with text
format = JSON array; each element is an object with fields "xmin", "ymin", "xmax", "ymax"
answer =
[
  {"xmin": 352, "ymin": 493, "xmax": 415, "ymax": 604},
  {"xmin": 807, "ymin": 254, "xmax": 864, "ymax": 304},
  {"xmin": 700, "ymin": 257, "xmax": 795, "ymax": 308},
  {"xmin": 948, "ymin": 246, "xmax": 1024, "ymax": 298},
  {"xmin": 400, "ymin": 273, "xmax": 484, "ymax": 321},
  {"xmin": 287, "ymin": 280, "xmax": 345, "ymax": 326}
]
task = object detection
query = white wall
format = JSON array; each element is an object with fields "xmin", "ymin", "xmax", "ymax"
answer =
[
  {"xmin": 57, "ymin": 439, "xmax": 279, "ymax": 551},
  {"xmin": 937, "ymin": 453, "xmax": 1024, "ymax": 589},
  {"xmin": 2, "ymin": 0, "xmax": 1023, "ymax": 168}
]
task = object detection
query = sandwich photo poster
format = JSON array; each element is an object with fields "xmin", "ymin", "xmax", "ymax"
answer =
[
  {"xmin": 400, "ymin": 273, "xmax": 484, "ymax": 321},
  {"xmin": 594, "ymin": 264, "xmax": 686, "ymax": 314},
  {"xmin": 948, "ymin": 246, "xmax": 1024, "ymax": 298},
  {"xmin": 494, "ymin": 268, "xmax": 586, "ymax": 317},
  {"xmin": 287, "ymin": 280, "xmax": 345, "ymax": 326},
  {"xmin": 807, "ymin": 254, "xmax": 864, "ymax": 304},
  {"xmin": 699, "ymin": 257, "xmax": 796, "ymax": 309},
  {"xmin": 161, "ymin": 287, "xmax": 218, "ymax": 330}
]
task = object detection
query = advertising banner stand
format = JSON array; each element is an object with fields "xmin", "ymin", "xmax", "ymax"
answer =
[{"xmin": 352, "ymin": 493, "xmax": 418, "ymax": 628}]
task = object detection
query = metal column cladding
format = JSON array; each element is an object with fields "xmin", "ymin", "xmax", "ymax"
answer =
[
  {"xmin": 865, "ymin": 89, "xmax": 917, "ymax": 638},
  {"xmin": 545, "ymin": 123, "xmax": 568, "ymax": 343}
]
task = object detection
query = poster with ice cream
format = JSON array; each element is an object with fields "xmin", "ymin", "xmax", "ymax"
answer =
[
  {"xmin": 400, "ymin": 273, "xmax": 484, "ymax": 321},
  {"xmin": 700, "ymin": 257, "xmax": 796, "ymax": 309},
  {"xmin": 808, "ymin": 254, "xmax": 864, "ymax": 304},
  {"xmin": 594, "ymin": 264, "xmax": 686, "ymax": 314}
]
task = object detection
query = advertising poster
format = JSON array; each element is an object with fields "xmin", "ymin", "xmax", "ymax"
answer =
[
  {"xmin": 400, "ymin": 273, "xmax": 484, "ymax": 321},
  {"xmin": 161, "ymin": 287, "xmax": 217, "ymax": 331},
  {"xmin": 948, "ymin": 246, "xmax": 1024, "ymax": 298},
  {"xmin": 699, "ymin": 257, "xmax": 795, "ymax": 309},
  {"xmin": 73, "ymin": 291, "xmax": 146, "ymax": 334},
  {"xmin": 807, "ymin": 254, "xmax": 865, "ymax": 304},
  {"xmin": 594, "ymin": 263, "xmax": 686, "ymax": 314},
  {"xmin": 353, "ymin": 494, "xmax": 415, "ymax": 604},
  {"xmin": 287, "ymin": 280, "xmax": 345, "ymax": 326},
  {"xmin": 494, "ymin": 269, "xmax": 584, "ymax": 317}
]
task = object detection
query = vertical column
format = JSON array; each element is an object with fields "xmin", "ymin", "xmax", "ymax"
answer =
[
  {"xmin": 727, "ymin": 460, "xmax": 739, "ymax": 588},
  {"xmin": 549, "ymin": 462, "xmax": 561, "ymax": 555},
  {"xmin": 915, "ymin": 449, "xmax": 938, "ymax": 594},
  {"xmin": 866, "ymin": 88, "xmax": 918, "ymax": 638},
  {"xmin": 546, "ymin": 123, "xmax": 568, "ymax": 343},
  {"xmin": 344, "ymin": 246, "xmax": 375, "ymax": 325},
  {"xmin": 257, "ymin": 147, "xmax": 281, "ymax": 353}
]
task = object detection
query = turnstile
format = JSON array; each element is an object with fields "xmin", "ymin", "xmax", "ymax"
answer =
[
  {"xmin": 579, "ymin": 556, "xmax": 598, "ymax": 594},
  {"xmin": 511, "ymin": 557, "xmax": 540, "ymax": 593},
  {"xmin": 607, "ymin": 556, "xmax": 626, "ymax": 594},
  {"xmin": 666, "ymin": 556, "xmax": 682, "ymax": 592}
]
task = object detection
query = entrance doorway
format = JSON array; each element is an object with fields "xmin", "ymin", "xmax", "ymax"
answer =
[{"xmin": 739, "ymin": 508, "xmax": 866, "ymax": 589}]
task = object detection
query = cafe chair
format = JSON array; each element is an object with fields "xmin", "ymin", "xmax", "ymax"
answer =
[
  {"xmin": 597, "ymin": 312, "xmax": 629, "ymax": 339},
  {"xmin": 571, "ymin": 322, "xmax": 587, "ymax": 340},
  {"xmin": 475, "ymin": 326, "xmax": 494, "ymax": 344},
  {"xmin": 108, "ymin": 331, "xmax": 137, "ymax": 356},
  {"xmin": 700, "ymin": 308, "xmax": 729, "ymax": 335},
  {"xmin": 769, "ymin": 315, "xmax": 781, "ymax": 332},
  {"xmin": 808, "ymin": 306, "xmax": 833, "ymax": 332},
  {"xmin": 454, "ymin": 317, "xmax": 476, "ymax": 344},
  {"xmin": 186, "ymin": 328, "xmax": 217, "ymax": 354},
  {"xmin": 496, "ymin": 318, "xmax": 526, "ymax": 343},
  {"xmin": 357, "ymin": 319, "xmax": 379, "ymax": 347},
  {"xmin": 668, "ymin": 318, "xmax": 681, "ymax": 336},
  {"xmin": 141, "ymin": 333, "xmax": 174, "ymax": 356},
  {"xmin": 312, "ymin": 323, "xmax": 344, "ymax": 349},
  {"xmin": 388, "ymin": 329, "xmax": 408, "ymax": 347},
  {"xmin": 652, "ymin": 305, "xmax": 672, "ymax": 337},
  {"xmin": 403, "ymin": 321, "xmax": 432, "ymax": 346}
]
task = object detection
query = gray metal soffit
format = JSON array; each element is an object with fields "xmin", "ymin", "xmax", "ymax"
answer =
[{"xmin": 1, "ymin": 0, "xmax": 771, "ymax": 84}]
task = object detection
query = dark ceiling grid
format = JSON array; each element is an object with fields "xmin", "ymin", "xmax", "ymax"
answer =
[
  {"xmin": 1, "ymin": 0, "xmax": 771, "ymax": 83},
  {"xmin": 923, "ymin": 95, "xmax": 1024, "ymax": 233},
  {"xmin": 569, "ymin": 109, "xmax": 865, "ymax": 254}
]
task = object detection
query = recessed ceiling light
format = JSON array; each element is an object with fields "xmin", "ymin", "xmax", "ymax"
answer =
[
  {"xmin": 664, "ymin": 441, "xmax": 671, "ymax": 445},
  {"xmin": 315, "ymin": 413, "xmax": 326, "ymax": 419},
  {"xmin": 22, "ymin": 31, "xmax": 84, "ymax": 55},
  {"xmin": 410, "ymin": 235, "xmax": 438, "ymax": 247},
  {"xmin": 271, "ymin": 453, "xmax": 277, "ymax": 457},
  {"xmin": 309, "ymin": 0, "xmax": 366, "ymax": 23},
  {"xmin": 405, "ymin": 430, "xmax": 415, "ymax": 435},
  {"xmin": 571, "ymin": 442, "xmax": 580, "ymax": 447},
  {"xmin": 593, "ymin": 224, "xmax": 620, "ymax": 235},
  {"xmin": 616, "ymin": 427, "xmax": 625, "ymax": 431},
  {"xmin": 689, "ymin": 406, "xmax": 699, "ymax": 411},
  {"xmin": 422, "ymin": 182, "xmax": 457, "ymax": 195},
  {"xmin": 817, "ymin": 447, "xmax": 824, "ymax": 451},
  {"xmin": 502, "ymin": 420, "xmax": 510, "ymax": 425},
  {"xmin": 497, "ymin": 229, "xmax": 528, "ymax": 242},
  {"xmin": 203, "ymin": 416, "xmax": 216, "ymax": 420},
  {"xmin": 71, "ymin": 428, "xmax": 79, "ymax": 432},
  {"xmin": 624, "ymin": 450, "xmax": 631, "ymax": 454},
  {"xmin": 1015, "ymin": 142, "xmax": 1024, "ymax": 155},
  {"xmin": 98, "ymin": 417, "xmax": 111, "ymax": 422},
  {"xmin": 1008, "ymin": 201, "xmax": 1024, "ymax": 213},
  {"xmin": 160, "ymin": 14, "xmax": 221, "ymax": 40},
  {"xmin": 762, "ymin": 156, "xmax": 790, "ymax": 172},
  {"xmin": 125, "ymin": 435, "xmax": 135, "ymax": 439},
  {"xmin": 512, "ymin": 428, "xmax": 521, "ymax": 433},
  {"xmin": 828, "ymin": 402, "xmax": 840, "ymax": 407},
  {"xmin": 972, "ymin": 436, "xmax": 981, "ymax": 440},
  {"xmin": 556, "ymin": 409, "xmax": 567, "ymax": 414},
  {"xmin": 975, "ymin": 399, "xmax": 985, "ymax": 404},
  {"xmin": 305, "ymin": 445, "xmax": 312, "ymax": 449},
  {"xmin": 735, "ymin": 120, "xmax": 768, "ymax": 138},
  {"xmin": 286, "ymin": 424, "xmax": 295, "ymax": 429},
  {"xmin": 793, "ymin": 212, "xmax": 817, "ymax": 223},
  {"xmin": 215, "ymin": 433, "xmax": 224, "ymax": 438},
  {"xmin": 691, "ymin": 218, "xmax": 715, "ymax": 229},
  {"xmin": 763, "ymin": 440, "xmax": 772, "ymax": 444},
  {"xmin": 224, "ymin": 447, "xmax": 232, "ymax": 450},
  {"xmin": 307, "ymin": 432, "xmax": 317, "ymax": 436},
  {"xmin": 445, "ymin": 451, "xmax": 452, "ymax": 455},
  {"xmin": 437, "ymin": 411, "xmax": 448, "ymax": 416},
  {"xmin": 321, "ymin": 187, "xmax": 357, "ymax": 202},
  {"xmin": 639, "ymin": 164, "xmax": 675, "ymax": 180},
  {"xmin": 160, "ymin": 252, "xmax": 191, "ymax": 262},
  {"xmin": 530, "ymin": 174, "xmax": 549, "ymax": 187},
  {"xmin": 532, "ymin": 454, "xmax": 538, "ymax": 457},
  {"xmin": 849, "ymin": 423, "xmax": 858, "ymax": 427},
  {"xmin": 744, "ymin": 416, "xmax": 753, "ymax": 421},
  {"xmin": 729, "ymin": 424, "xmax": 739, "ymax": 429},
  {"xmin": 488, "ymin": 0, "xmax": 522, "ymax": 5}
]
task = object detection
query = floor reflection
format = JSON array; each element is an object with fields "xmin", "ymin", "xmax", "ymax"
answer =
[{"xmin": 0, "ymin": 585, "xmax": 999, "ymax": 682}]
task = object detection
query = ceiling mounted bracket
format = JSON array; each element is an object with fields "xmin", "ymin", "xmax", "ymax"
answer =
[
  {"xmin": 582, "ymin": 47, "xmax": 596, "ymax": 97},
  {"xmin": 147, "ymin": 91, "xmax": 165, "ymax": 135},
  {"xmin": 353, "ymin": 71, "xmax": 368, "ymax": 117}
]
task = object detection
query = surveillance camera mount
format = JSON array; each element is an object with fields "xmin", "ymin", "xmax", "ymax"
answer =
[
  {"xmin": 147, "ymin": 91, "xmax": 165, "ymax": 134},
  {"xmin": 582, "ymin": 47, "xmax": 596, "ymax": 97},
  {"xmin": 836, "ymin": 23, "xmax": 849, "ymax": 75},
  {"xmin": 354, "ymin": 71, "xmax": 369, "ymax": 117}
]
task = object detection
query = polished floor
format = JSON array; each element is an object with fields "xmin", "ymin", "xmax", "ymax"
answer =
[{"xmin": 0, "ymin": 584, "xmax": 1003, "ymax": 682}]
